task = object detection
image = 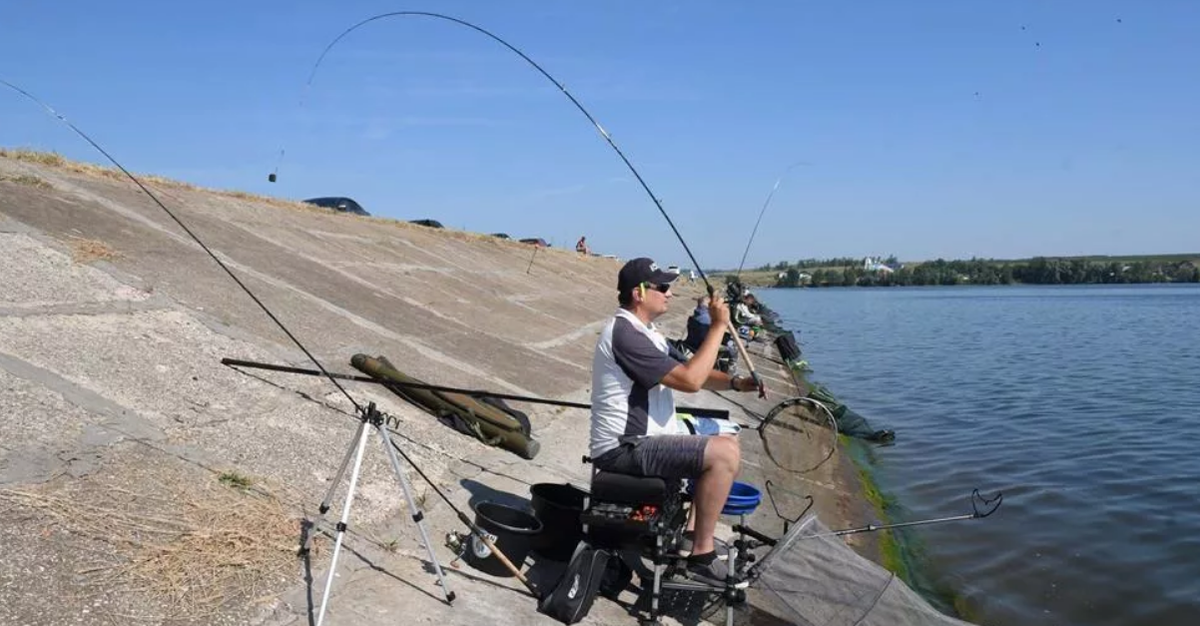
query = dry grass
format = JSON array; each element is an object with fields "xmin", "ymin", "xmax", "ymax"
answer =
[
  {"xmin": 67, "ymin": 235, "xmax": 121, "ymax": 264},
  {"xmin": 0, "ymin": 473, "xmax": 302, "ymax": 620},
  {"xmin": 0, "ymin": 146, "xmax": 318, "ymax": 213},
  {"xmin": 0, "ymin": 146, "xmax": 124, "ymax": 181},
  {"xmin": 0, "ymin": 172, "xmax": 51, "ymax": 188},
  {"xmin": 1, "ymin": 146, "xmax": 619, "ymax": 257},
  {"xmin": 0, "ymin": 146, "xmax": 67, "ymax": 167}
]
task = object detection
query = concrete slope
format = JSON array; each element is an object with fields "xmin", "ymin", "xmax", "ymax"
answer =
[{"xmin": 0, "ymin": 155, "xmax": 864, "ymax": 626}]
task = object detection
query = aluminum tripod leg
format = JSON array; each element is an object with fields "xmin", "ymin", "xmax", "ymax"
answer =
[
  {"xmin": 374, "ymin": 420, "xmax": 455, "ymax": 604},
  {"xmin": 315, "ymin": 411, "xmax": 373, "ymax": 626},
  {"xmin": 303, "ymin": 418, "xmax": 365, "ymax": 554}
]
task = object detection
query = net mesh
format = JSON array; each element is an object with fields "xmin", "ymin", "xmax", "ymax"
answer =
[
  {"xmin": 749, "ymin": 515, "xmax": 975, "ymax": 626},
  {"xmin": 759, "ymin": 397, "xmax": 838, "ymax": 474}
]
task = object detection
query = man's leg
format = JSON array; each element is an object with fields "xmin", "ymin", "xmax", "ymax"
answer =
[{"xmin": 690, "ymin": 435, "xmax": 740, "ymax": 556}]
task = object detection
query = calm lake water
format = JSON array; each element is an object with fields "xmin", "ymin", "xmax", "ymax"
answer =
[{"xmin": 757, "ymin": 284, "xmax": 1200, "ymax": 626}]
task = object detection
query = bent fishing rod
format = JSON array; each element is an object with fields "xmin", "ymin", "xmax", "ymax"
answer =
[
  {"xmin": 0, "ymin": 78, "xmax": 362, "ymax": 413},
  {"xmin": 734, "ymin": 160, "xmax": 808, "ymax": 282},
  {"xmin": 268, "ymin": 10, "xmax": 768, "ymax": 397},
  {"xmin": 1, "ymin": 79, "xmax": 537, "ymax": 598}
]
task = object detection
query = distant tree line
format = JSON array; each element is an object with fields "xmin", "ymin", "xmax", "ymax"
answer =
[
  {"xmin": 756, "ymin": 256, "xmax": 876, "ymax": 271},
  {"xmin": 773, "ymin": 257, "xmax": 1200, "ymax": 288}
]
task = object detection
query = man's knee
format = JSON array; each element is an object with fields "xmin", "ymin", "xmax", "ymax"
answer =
[{"xmin": 703, "ymin": 435, "xmax": 740, "ymax": 473}]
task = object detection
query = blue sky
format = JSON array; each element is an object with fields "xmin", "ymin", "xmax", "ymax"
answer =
[{"xmin": 2, "ymin": 1, "xmax": 1196, "ymax": 270}]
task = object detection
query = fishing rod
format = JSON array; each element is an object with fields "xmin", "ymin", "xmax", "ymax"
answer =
[
  {"xmin": 733, "ymin": 489, "xmax": 1003, "ymax": 547},
  {"xmin": 734, "ymin": 160, "xmax": 808, "ymax": 282},
  {"xmin": 0, "ymin": 78, "xmax": 361, "ymax": 412},
  {"xmin": 222, "ymin": 357, "xmax": 739, "ymax": 424},
  {"xmin": 222, "ymin": 357, "xmax": 593, "ymax": 410},
  {"xmin": 2, "ymin": 79, "xmax": 537, "ymax": 600},
  {"xmin": 814, "ymin": 489, "xmax": 1004, "ymax": 538},
  {"xmin": 525, "ymin": 244, "xmax": 539, "ymax": 274},
  {"xmin": 268, "ymin": 10, "xmax": 767, "ymax": 397}
]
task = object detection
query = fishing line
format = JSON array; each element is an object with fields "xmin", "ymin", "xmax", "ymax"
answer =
[
  {"xmin": 735, "ymin": 160, "xmax": 808, "ymax": 281},
  {"xmin": 271, "ymin": 11, "xmax": 769, "ymax": 393},
  {"xmin": 269, "ymin": 11, "xmax": 713, "ymax": 291},
  {"xmin": 3, "ymin": 76, "xmax": 536, "ymax": 597},
  {"xmin": 0, "ymin": 78, "xmax": 362, "ymax": 414}
]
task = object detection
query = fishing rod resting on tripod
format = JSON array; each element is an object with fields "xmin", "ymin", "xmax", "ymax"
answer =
[{"xmin": 1, "ymin": 77, "xmax": 536, "ymax": 610}]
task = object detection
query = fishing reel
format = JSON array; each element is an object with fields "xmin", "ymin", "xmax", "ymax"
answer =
[{"xmin": 444, "ymin": 530, "xmax": 467, "ymax": 566}]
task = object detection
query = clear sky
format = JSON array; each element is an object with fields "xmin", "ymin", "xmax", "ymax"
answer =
[{"xmin": 2, "ymin": 1, "xmax": 1196, "ymax": 270}]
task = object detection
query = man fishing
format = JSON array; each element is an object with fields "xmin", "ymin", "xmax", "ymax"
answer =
[{"xmin": 589, "ymin": 257, "xmax": 761, "ymax": 586}]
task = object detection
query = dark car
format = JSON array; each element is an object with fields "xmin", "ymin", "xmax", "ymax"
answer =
[
  {"xmin": 490, "ymin": 233, "xmax": 511, "ymax": 240},
  {"xmin": 409, "ymin": 219, "xmax": 444, "ymax": 229},
  {"xmin": 302, "ymin": 196, "xmax": 370, "ymax": 216},
  {"xmin": 520, "ymin": 238, "xmax": 549, "ymax": 248}
]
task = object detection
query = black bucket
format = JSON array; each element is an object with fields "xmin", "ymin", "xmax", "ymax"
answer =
[
  {"xmin": 465, "ymin": 501, "xmax": 542, "ymax": 577},
  {"xmin": 530, "ymin": 483, "xmax": 588, "ymax": 561}
]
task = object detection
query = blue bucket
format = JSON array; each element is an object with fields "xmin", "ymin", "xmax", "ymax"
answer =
[
  {"xmin": 687, "ymin": 480, "xmax": 762, "ymax": 515},
  {"xmin": 722, "ymin": 481, "xmax": 762, "ymax": 515}
]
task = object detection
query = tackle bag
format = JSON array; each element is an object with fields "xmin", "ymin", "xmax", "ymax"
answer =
[
  {"xmin": 537, "ymin": 542, "xmax": 611, "ymax": 624},
  {"xmin": 478, "ymin": 395, "xmax": 532, "ymax": 436},
  {"xmin": 775, "ymin": 331, "xmax": 802, "ymax": 363}
]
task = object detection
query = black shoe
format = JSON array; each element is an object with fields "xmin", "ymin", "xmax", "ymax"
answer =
[
  {"xmin": 686, "ymin": 552, "xmax": 748, "ymax": 589},
  {"xmin": 676, "ymin": 532, "xmax": 729, "ymax": 561}
]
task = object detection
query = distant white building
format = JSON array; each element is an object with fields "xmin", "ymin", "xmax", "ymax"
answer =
[
  {"xmin": 778, "ymin": 270, "xmax": 812, "ymax": 284},
  {"xmin": 863, "ymin": 256, "xmax": 895, "ymax": 274}
]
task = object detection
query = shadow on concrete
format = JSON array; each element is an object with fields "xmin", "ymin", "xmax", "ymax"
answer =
[
  {"xmin": 296, "ymin": 517, "xmax": 451, "ymax": 624},
  {"xmin": 438, "ymin": 559, "xmax": 543, "ymax": 601},
  {"xmin": 710, "ymin": 389, "xmax": 769, "ymax": 423},
  {"xmin": 297, "ymin": 520, "xmax": 318, "ymax": 626},
  {"xmin": 222, "ymin": 363, "xmax": 359, "ymax": 419},
  {"xmin": 459, "ymin": 477, "xmax": 532, "ymax": 512},
  {"xmin": 596, "ymin": 571, "xmax": 732, "ymax": 626}
]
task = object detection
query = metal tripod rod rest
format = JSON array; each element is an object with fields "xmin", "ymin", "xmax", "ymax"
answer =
[
  {"xmin": 243, "ymin": 356, "xmax": 544, "ymax": 597},
  {"xmin": 305, "ymin": 401, "xmax": 455, "ymax": 626}
]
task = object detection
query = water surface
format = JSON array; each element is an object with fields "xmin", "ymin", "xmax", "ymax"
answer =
[{"xmin": 759, "ymin": 284, "xmax": 1200, "ymax": 626}]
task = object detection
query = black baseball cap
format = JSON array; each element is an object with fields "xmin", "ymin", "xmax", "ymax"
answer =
[{"xmin": 618, "ymin": 257, "xmax": 680, "ymax": 293}]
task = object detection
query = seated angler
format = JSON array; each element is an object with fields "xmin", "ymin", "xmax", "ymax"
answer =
[{"xmin": 589, "ymin": 258, "xmax": 763, "ymax": 585}]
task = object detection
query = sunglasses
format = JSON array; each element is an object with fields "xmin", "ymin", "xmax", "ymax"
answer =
[{"xmin": 642, "ymin": 282, "xmax": 672, "ymax": 293}]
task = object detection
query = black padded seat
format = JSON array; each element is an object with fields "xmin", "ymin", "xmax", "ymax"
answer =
[{"xmin": 591, "ymin": 471, "xmax": 674, "ymax": 506}]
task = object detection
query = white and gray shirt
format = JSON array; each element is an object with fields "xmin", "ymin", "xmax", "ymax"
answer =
[{"xmin": 589, "ymin": 308, "xmax": 685, "ymax": 458}]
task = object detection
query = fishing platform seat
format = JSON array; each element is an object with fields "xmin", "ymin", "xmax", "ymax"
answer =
[
  {"xmin": 581, "ymin": 468, "xmax": 686, "ymax": 551},
  {"xmin": 579, "ymin": 456, "xmax": 745, "ymax": 625}
]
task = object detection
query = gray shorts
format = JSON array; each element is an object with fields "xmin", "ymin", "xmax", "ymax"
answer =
[{"xmin": 593, "ymin": 435, "xmax": 708, "ymax": 479}]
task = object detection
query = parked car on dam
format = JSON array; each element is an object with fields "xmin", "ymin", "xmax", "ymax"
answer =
[{"xmin": 302, "ymin": 196, "xmax": 370, "ymax": 216}]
